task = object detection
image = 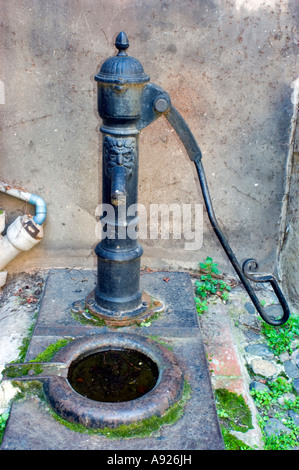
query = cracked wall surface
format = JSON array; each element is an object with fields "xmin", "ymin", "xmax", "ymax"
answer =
[{"xmin": 0, "ymin": 0, "xmax": 298, "ymax": 277}]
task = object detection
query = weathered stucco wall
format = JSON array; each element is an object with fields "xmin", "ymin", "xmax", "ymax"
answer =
[
  {"xmin": 278, "ymin": 79, "xmax": 299, "ymax": 307},
  {"xmin": 0, "ymin": 0, "xmax": 298, "ymax": 279}
]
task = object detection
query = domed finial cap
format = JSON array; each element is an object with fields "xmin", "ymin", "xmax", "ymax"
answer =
[
  {"xmin": 95, "ymin": 32, "xmax": 150, "ymax": 85},
  {"xmin": 115, "ymin": 32, "xmax": 129, "ymax": 55}
]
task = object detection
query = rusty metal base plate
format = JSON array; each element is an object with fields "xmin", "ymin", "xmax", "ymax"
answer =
[{"xmin": 71, "ymin": 290, "xmax": 164, "ymax": 327}]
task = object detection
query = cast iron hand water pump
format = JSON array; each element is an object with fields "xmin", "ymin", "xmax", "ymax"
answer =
[{"xmin": 82, "ymin": 32, "xmax": 290, "ymax": 327}]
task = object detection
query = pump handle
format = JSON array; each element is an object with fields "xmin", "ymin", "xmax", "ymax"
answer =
[{"xmin": 163, "ymin": 104, "xmax": 290, "ymax": 326}]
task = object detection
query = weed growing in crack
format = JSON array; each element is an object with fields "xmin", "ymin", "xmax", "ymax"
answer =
[
  {"xmin": 251, "ymin": 376, "xmax": 299, "ymax": 450},
  {"xmin": 261, "ymin": 313, "xmax": 299, "ymax": 356},
  {"xmin": 0, "ymin": 412, "xmax": 9, "ymax": 445},
  {"xmin": 194, "ymin": 257, "xmax": 232, "ymax": 316}
]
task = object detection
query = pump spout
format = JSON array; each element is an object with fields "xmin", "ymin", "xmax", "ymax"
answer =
[{"xmin": 110, "ymin": 165, "xmax": 127, "ymax": 206}]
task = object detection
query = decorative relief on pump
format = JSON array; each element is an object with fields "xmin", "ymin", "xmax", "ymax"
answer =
[{"xmin": 104, "ymin": 136, "xmax": 136, "ymax": 177}]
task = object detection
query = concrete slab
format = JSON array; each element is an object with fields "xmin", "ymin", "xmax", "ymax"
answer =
[{"xmin": 1, "ymin": 269, "xmax": 224, "ymax": 450}]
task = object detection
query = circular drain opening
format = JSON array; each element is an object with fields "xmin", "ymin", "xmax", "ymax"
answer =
[
  {"xmin": 68, "ymin": 349, "xmax": 159, "ymax": 402},
  {"xmin": 44, "ymin": 333, "xmax": 185, "ymax": 429}
]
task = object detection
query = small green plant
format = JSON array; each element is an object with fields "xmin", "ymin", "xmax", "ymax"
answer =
[
  {"xmin": 261, "ymin": 313, "xmax": 299, "ymax": 356},
  {"xmin": 0, "ymin": 412, "xmax": 9, "ymax": 445},
  {"xmin": 250, "ymin": 388, "xmax": 276, "ymax": 411},
  {"xmin": 268, "ymin": 377, "xmax": 293, "ymax": 398},
  {"xmin": 194, "ymin": 257, "xmax": 231, "ymax": 316},
  {"xmin": 251, "ymin": 377, "xmax": 294, "ymax": 411},
  {"xmin": 251, "ymin": 376, "xmax": 299, "ymax": 450},
  {"xmin": 200, "ymin": 257, "xmax": 221, "ymax": 276},
  {"xmin": 217, "ymin": 408, "xmax": 229, "ymax": 419},
  {"xmin": 263, "ymin": 425, "xmax": 299, "ymax": 450},
  {"xmin": 282, "ymin": 396, "xmax": 299, "ymax": 412},
  {"xmin": 194, "ymin": 297, "xmax": 209, "ymax": 315}
]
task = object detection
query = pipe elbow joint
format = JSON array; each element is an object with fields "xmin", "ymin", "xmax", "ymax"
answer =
[{"xmin": 29, "ymin": 194, "xmax": 47, "ymax": 225}]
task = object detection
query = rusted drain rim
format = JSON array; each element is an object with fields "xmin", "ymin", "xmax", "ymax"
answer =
[{"xmin": 43, "ymin": 333, "xmax": 184, "ymax": 429}]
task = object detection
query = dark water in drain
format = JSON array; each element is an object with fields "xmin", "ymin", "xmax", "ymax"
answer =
[{"xmin": 68, "ymin": 349, "xmax": 159, "ymax": 402}]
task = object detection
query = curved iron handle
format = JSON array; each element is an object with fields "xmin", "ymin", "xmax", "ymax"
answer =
[
  {"xmin": 242, "ymin": 259, "xmax": 290, "ymax": 325},
  {"xmin": 164, "ymin": 104, "xmax": 290, "ymax": 326}
]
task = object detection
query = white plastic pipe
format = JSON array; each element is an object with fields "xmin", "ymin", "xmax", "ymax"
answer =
[
  {"xmin": 0, "ymin": 183, "xmax": 47, "ymax": 287},
  {"xmin": 0, "ymin": 214, "xmax": 44, "ymax": 271},
  {"xmin": 0, "ymin": 182, "xmax": 47, "ymax": 225}
]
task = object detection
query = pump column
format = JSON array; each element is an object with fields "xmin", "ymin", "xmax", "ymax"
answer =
[
  {"xmin": 84, "ymin": 32, "xmax": 150, "ymax": 320},
  {"xmin": 93, "ymin": 128, "xmax": 144, "ymax": 315}
]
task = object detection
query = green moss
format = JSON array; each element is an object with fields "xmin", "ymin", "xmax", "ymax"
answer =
[
  {"xmin": 30, "ymin": 338, "xmax": 73, "ymax": 362},
  {"xmin": 71, "ymin": 310, "xmax": 107, "ymax": 327},
  {"xmin": 16, "ymin": 320, "xmax": 36, "ymax": 363},
  {"xmin": 4, "ymin": 338, "xmax": 73, "ymax": 377},
  {"xmin": 221, "ymin": 427, "xmax": 253, "ymax": 450},
  {"xmin": 12, "ymin": 380, "xmax": 44, "ymax": 401},
  {"xmin": 4, "ymin": 338, "xmax": 73, "ymax": 380},
  {"xmin": 215, "ymin": 388, "xmax": 255, "ymax": 450},
  {"xmin": 4, "ymin": 363, "xmax": 44, "ymax": 378},
  {"xmin": 215, "ymin": 388, "xmax": 253, "ymax": 433},
  {"xmin": 72, "ymin": 297, "xmax": 163, "ymax": 330},
  {"xmin": 148, "ymin": 335, "xmax": 173, "ymax": 350},
  {"xmin": 0, "ymin": 412, "xmax": 9, "ymax": 445},
  {"xmin": 263, "ymin": 427, "xmax": 299, "ymax": 450},
  {"xmin": 50, "ymin": 380, "xmax": 191, "ymax": 439}
]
